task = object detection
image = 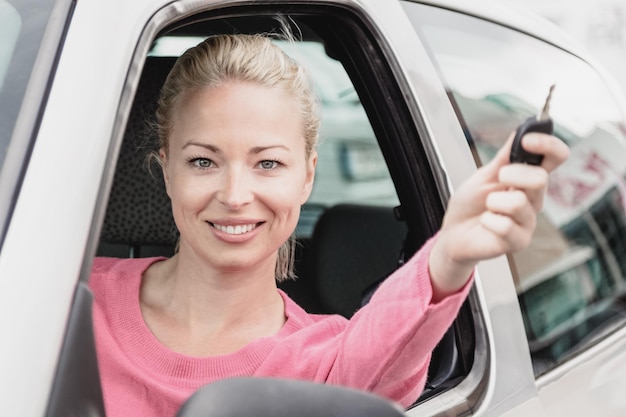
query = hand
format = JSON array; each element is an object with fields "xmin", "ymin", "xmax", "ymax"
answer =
[{"xmin": 428, "ymin": 132, "xmax": 570, "ymax": 301}]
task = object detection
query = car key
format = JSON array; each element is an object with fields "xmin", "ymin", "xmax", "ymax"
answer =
[{"xmin": 509, "ymin": 84, "xmax": 555, "ymax": 165}]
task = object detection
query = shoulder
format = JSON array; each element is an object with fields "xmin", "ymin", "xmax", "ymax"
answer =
[
  {"xmin": 90, "ymin": 256, "xmax": 127, "ymax": 274},
  {"xmin": 90, "ymin": 256, "xmax": 162, "ymax": 279},
  {"xmin": 89, "ymin": 256, "xmax": 165, "ymax": 295},
  {"xmin": 278, "ymin": 289, "xmax": 348, "ymax": 335},
  {"xmin": 91, "ymin": 256, "xmax": 164, "ymax": 273}
]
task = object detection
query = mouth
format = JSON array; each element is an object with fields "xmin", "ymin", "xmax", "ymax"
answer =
[{"xmin": 210, "ymin": 222, "xmax": 262, "ymax": 235}]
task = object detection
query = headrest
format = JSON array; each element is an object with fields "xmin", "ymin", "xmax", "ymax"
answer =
[
  {"xmin": 309, "ymin": 204, "xmax": 407, "ymax": 317},
  {"xmin": 100, "ymin": 57, "xmax": 179, "ymax": 248}
]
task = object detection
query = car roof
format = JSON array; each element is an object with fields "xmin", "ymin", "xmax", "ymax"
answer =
[
  {"xmin": 100, "ymin": 0, "xmax": 588, "ymax": 59},
  {"xmin": 415, "ymin": 0, "xmax": 587, "ymax": 57}
]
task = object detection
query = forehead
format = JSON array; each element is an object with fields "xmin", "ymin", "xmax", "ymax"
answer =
[
  {"xmin": 179, "ymin": 80, "xmax": 296, "ymax": 109},
  {"xmin": 169, "ymin": 81, "xmax": 305, "ymax": 150}
]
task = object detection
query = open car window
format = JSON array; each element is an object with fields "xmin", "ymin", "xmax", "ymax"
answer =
[
  {"xmin": 93, "ymin": 5, "xmax": 474, "ymax": 411},
  {"xmin": 405, "ymin": 2, "xmax": 626, "ymax": 375},
  {"xmin": 134, "ymin": 32, "xmax": 404, "ymax": 317}
]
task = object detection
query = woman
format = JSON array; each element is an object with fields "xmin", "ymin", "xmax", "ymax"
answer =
[{"xmin": 90, "ymin": 34, "xmax": 569, "ymax": 417}]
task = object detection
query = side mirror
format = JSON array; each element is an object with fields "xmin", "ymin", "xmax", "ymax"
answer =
[{"xmin": 176, "ymin": 377, "xmax": 405, "ymax": 417}]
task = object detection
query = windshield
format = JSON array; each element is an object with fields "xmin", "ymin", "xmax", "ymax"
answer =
[
  {"xmin": 0, "ymin": 0, "xmax": 22, "ymax": 162},
  {"xmin": 0, "ymin": 0, "xmax": 64, "ymax": 245},
  {"xmin": 0, "ymin": 0, "xmax": 60, "ymax": 164}
]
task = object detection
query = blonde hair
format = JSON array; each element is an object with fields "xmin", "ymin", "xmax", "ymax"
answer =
[{"xmin": 155, "ymin": 34, "xmax": 320, "ymax": 280}]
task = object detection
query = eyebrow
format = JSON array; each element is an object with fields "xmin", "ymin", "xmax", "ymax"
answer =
[
  {"xmin": 181, "ymin": 141, "xmax": 220, "ymax": 152},
  {"xmin": 250, "ymin": 145, "xmax": 290, "ymax": 154},
  {"xmin": 182, "ymin": 141, "xmax": 290, "ymax": 154}
]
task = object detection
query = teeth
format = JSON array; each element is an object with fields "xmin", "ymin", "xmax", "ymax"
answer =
[{"xmin": 213, "ymin": 223, "xmax": 256, "ymax": 235}]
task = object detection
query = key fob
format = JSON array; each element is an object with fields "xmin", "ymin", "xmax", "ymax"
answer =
[{"xmin": 509, "ymin": 116, "xmax": 553, "ymax": 165}]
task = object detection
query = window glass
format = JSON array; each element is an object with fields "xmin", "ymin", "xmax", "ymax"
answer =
[
  {"xmin": 0, "ymin": 0, "xmax": 22, "ymax": 172},
  {"xmin": 0, "ymin": 1, "xmax": 20, "ymax": 91},
  {"xmin": 0, "ymin": 0, "xmax": 57, "ymax": 170},
  {"xmin": 404, "ymin": 3, "xmax": 626, "ymax": 374},
  {"xmin": 0, "ymin": 0, "xmax": 60, "ymax": 245}
]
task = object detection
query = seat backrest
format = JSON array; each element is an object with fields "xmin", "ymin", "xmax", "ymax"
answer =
[
  {"xmin": 306, "ymin": 203, "xmax": 464, "ymax": 403},
  {"xmin": 98, "ymin": 57, "xmax": 178, "ymax": 258},
  {"xmin": 308, "ymin": 204, "xmax": 408, "ymax": 318}
]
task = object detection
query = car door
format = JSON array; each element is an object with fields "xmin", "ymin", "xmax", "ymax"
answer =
[
  {"xmin": 0, "ymin": 0, "xmax": 79, "ymax": 415},
  {"xmin": 7, "ymin": 0, "xmax": 610, "ymax": 416},
  {"xmin": 1, "ymin": 0, "xmax": 482, "ymax": 415},
  {"xmin": 402, "ymin": 2, "xmax": 626, "ymax": 416}
]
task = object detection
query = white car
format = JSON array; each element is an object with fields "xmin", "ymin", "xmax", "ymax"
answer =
[{"xmin": 2, "ymin": 0, "xmax": 626, "ymax": 416}]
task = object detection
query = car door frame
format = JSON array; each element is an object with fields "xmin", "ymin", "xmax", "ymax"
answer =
[{"xmin": 0, "ymin": 1, "xmax": 544, "ymax": 416}]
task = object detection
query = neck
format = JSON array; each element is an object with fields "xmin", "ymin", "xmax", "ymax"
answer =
[{"xmin": 140, "ymin": 249, "xmax": 285, "ymax": 356}]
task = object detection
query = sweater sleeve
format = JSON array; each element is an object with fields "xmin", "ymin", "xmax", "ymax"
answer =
[{"xmin": 325, "ymin": 234, "xmax": 473, "ymax": 407}]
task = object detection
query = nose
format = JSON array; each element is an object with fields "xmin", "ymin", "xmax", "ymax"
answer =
[{"xmin": 216, "ymin": 165, "xmax": 254, "ymax": 209}]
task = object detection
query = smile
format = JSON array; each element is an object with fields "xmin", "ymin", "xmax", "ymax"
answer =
[{"xmin": 211, "ymin": 222, "xmax": 258, "ymax": 235}]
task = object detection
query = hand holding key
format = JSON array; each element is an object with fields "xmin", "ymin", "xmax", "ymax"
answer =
[
  {"xmin": 428, "ymin": 86, "xmax": 569, "ymax": 301},
  {"xmin": 509, "ymin": 84, "xmax": 555, "ymax": 165}
]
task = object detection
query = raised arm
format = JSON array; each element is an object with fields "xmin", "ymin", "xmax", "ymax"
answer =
[{"xmin": 429, "ymin": 132, "xmax": 569, "ymax": 301}]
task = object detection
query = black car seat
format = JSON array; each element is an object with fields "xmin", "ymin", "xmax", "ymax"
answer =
[
  {"xmin": 305, "ymin": 203, "xmax": 464, "ymax": 403},
  {"xmin": 306, "ymin": 203, "xmax": 407, "ymax": 318},
  {"xmin": 97, "ymin": 57, "xmax": 178, "ymax": 258}
]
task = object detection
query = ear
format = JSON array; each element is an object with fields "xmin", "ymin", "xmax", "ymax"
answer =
[
  {"xmin": 300, "ymin": 151, "xmax": 318, "ymax": 205},
  {"xmin": 159, "ymin": 148, "xmax": 172, "ymax": 198}
]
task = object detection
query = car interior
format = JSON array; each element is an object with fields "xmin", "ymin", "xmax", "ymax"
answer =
[{"xmin": 45, "ymin": 6, "xmax": 476, "ymax": 417}]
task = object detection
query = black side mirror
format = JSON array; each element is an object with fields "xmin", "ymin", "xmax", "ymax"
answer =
[{"xmin": 176, "ymin": 377, "xmax": 405, "ymax": 417}]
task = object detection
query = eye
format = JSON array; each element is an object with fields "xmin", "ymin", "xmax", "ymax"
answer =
[
  {"xmin": 258, "ymin": 160, "xmax": 280, "ymax": 170},
  {"xmin": 188, "ymin": 157, "xmax": 214, "ymax": 169}
]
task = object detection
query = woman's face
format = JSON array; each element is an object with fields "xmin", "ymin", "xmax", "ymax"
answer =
[{"xmin": 161, "ymin": 81, "xmax": 317, "ymax": 274}]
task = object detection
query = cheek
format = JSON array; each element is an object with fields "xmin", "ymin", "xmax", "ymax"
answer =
[
  {"xmin": 299, "ymin": 176, "xmax": 313, "ymax": 205},
  {"xmin": 300, "ymin": 154, "xmax": 317, "ymax": 204},
  {"xmin": 168, "ymin": 175, "xmax": 212, "ymax": 213},
  {"xmin": 262, "ymin": 177, "xmax": 307, "ymax": 214}
]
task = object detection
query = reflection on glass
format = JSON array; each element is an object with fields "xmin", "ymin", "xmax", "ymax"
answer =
[
  {"xmin": 0, "ymin": 0, "xmax": 58, "ymax": 194},
  {"xmin": 0, "ymin": 1, "xmax": 21, "ymax": 91},
  {"xmin": 411, "ymin": 5, "xmax": 626, "ymax": 374},
  {"xmin": 0, "ymin": 0, "xmax": 21, "ymax": 166}
]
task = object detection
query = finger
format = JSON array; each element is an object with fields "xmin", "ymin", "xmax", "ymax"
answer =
[
  {"xmin": 479, "ymin": 131, "xmax": 518, "ymax": 176},
  {"xmin": 485, "ymin": 190, "xmax": 537, "ymax": 228},
  {"xmin": 477, "ymin": 130, "xmax": 539, "ymax": 180},
  {"xmin": 499, "ymin": 164, "xmax": 548, "ymax": 190},
  {"xmin": 500, "ymin": 162, "xmax": 549, "ymax": 210},
  {"xmin": 480, "ymin": 211, "xmax": 533, "ymax": 252},
  {"xmin": 497, "ymin": 164, "xmax": 548, "ymax": 211},
  {"xmin": 521, "ymin": 133, "xmax": 570, "ymax": 172}
]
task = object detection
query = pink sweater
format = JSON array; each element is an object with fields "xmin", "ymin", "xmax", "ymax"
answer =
[{"xmin": 90, "ymin": 237, "xmax": 472, "ymax": 417}]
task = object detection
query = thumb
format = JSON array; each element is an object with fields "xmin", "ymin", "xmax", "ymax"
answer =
[
  {"xmin": 485, "ymin": 133, "xmax": 516, "ymax": 172},
  {"xmin": 468, "ymin": 133, "xmax": 515, "ymax": 184}
]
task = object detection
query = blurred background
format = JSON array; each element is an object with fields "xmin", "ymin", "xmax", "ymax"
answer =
[{"xmin": 503, "ymin": 0, "xmax": 626, "ymax": 98}]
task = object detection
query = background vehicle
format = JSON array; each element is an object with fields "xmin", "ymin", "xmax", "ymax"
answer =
[{"xmin": 2, "ymin": 0, "xmax": 626, "ymax": 416}]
